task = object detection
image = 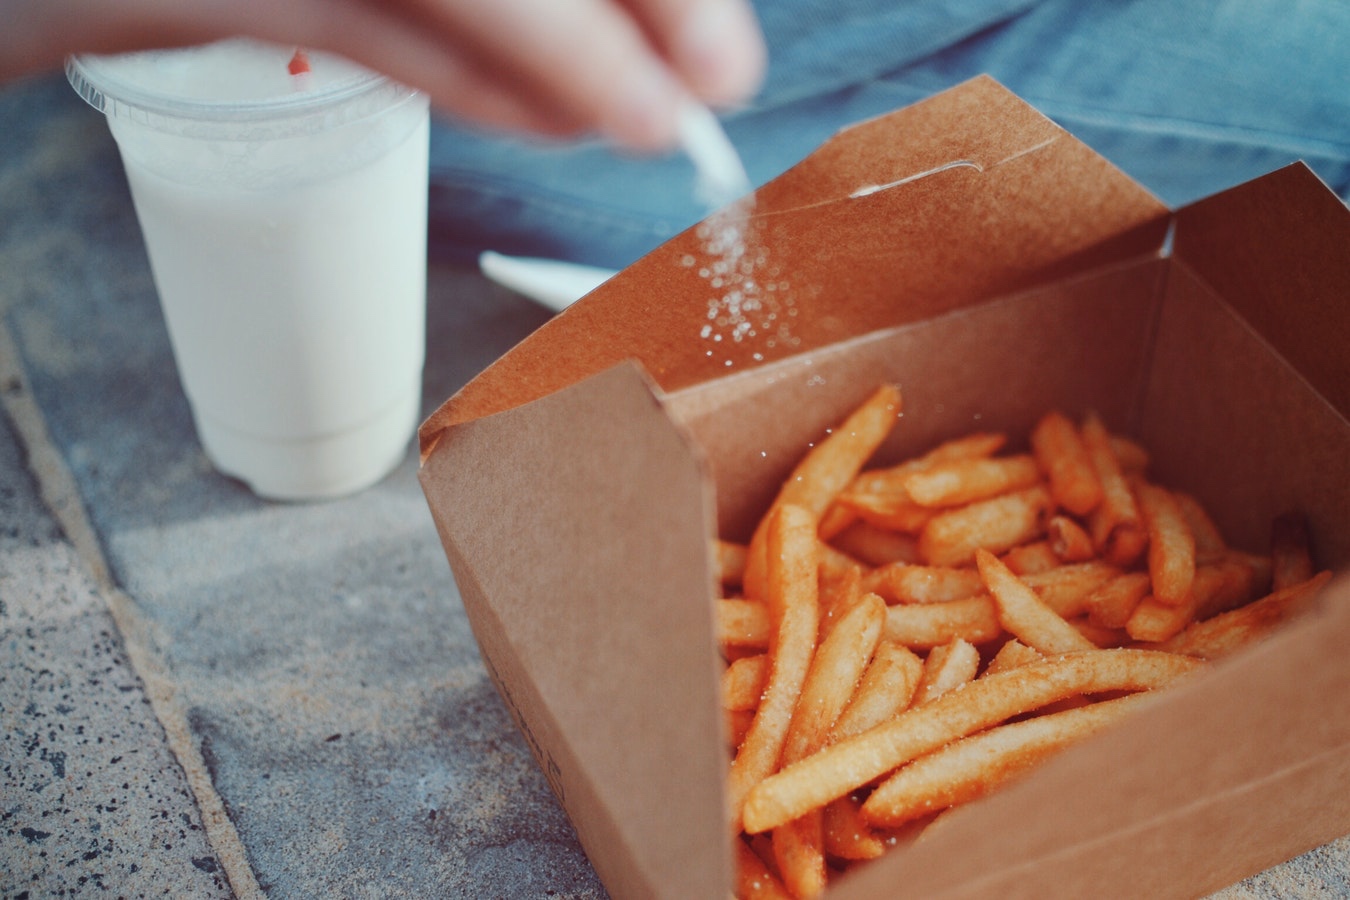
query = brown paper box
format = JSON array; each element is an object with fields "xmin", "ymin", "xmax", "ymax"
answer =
[{"xmin": 419, "ymin": 77, "xmax": 1350, "ymax": 898}]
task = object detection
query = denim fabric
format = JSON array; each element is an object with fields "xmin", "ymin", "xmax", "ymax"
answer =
[{"xmin": 427, "ymin": 0, "xmax": 1350, "ymax": 268}]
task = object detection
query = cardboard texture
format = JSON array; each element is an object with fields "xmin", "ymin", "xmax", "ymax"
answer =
[{"xmin": 419, "ymin": 76, "xmax": 1350, "ymax": 899}]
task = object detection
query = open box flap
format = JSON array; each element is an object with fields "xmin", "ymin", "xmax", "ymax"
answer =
[
  {"xmin": 1171, "ymin": 162, "xmax": 1350, "ymax": 420},
  {"xmin": 420, "ymin": 75, "xmax": 1170, "ymax": 454},
  {"xmin": 418, "ymin": 362, "xmax": 729, "ymax": 899}
]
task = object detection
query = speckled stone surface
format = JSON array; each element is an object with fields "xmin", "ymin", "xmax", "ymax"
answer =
[{"xmin": 0, "ymin": 69, "xmax": 1346, "ymax": 899}]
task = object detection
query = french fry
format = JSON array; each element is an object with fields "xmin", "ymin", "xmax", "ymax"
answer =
[
  {"xmin": 912, "ymin": 638, "xmax": 981, "ymax": 705},
  {"xmin": 740, "ymin": 649, "xmax": 1204, "ymax": 835},
  {"xmin": 830, "ymin": 642, "xmax": 925, "ymax": 741},
  {"xmin": 1030, "ymin": 410, "xmax": 1103, "ymax": 516},
  {"xmin": 1108, "ymin": 434, "xmax": 1150, "ymax": 474},
  {"xmin": 1080, "ymin": 412, "xmax": 1146, "ymax": 566},
  {"xmin": 1270, "ymin": 511, "xmax": 1315, "ymax": 591},
  {"xmin": 736, "ymin": 837, "xmax": 794, "ymax": 899},
  {"xmin": 822, "ymin": 793, "xmax": 887, "ymax": 861},
  {"xmin": 723, "ymin": 654, "xmax": 770, "ymax": 711},
  {"xmin": 772, "ymin": 812, "xmax": 827, "ymax": 899},
  {"xmin": 718, "ymin": 540, "xmax": 749, "ymax": 588},
  {"xmin": 1083, "ymin": 571, "xmax": 1153, "ymax": 630},
  {"xmin": 1127, "ymin": 555, "xmax": 1268, "ymax": 643},
  {"xmin": 743, "ymin": 385, "xmax": 902, "ymax": 601},
  {"xmin": 862, "ymin": 692, "xmax": 1153, "ymax": 828},
  {"xmin": 1047, "ymin": 514, "xmax": 1096, "ymax": 562},
  {"xmin": 1020, "ymin": 560, "xmax": 1121, "ymax": 619},
  {"xmin": 983, "ymin": 638, "xmax": 1043, "ymax": 675},
  {"xmin": 918, "ymin": 485, "xmax": 1052, "ymax": 566},
  {"xmin": 1133, "ymin": 479, "xmax": 1197, "ymax": 606},
  {"xmin": 728, "ymin": 505, "xmax": 821, "ymax": 829},
  {"xmin": 827, "ymin": 520, "xmax": 921, "ymax": 567},
  {"xmin": 1158, "ymin": 571, "xmax": 1331, "ymax": 659},
  {"xmin": 1001, "ymin": 540, "xmax": 1061, "ymax": 576},
  {"xmin": 718, "ymin": 599, "xmax": 771, "ymax": 650},
  {"xmin": 883, "ymin": 595, "xmax": 1004, "ymax": 649},
  {"xmin": 1172, "ymin": 491, "xmax": 1228, "ymax": 565},
  {"xmin": 866, "ymin": 563, "xmax": 985, "ymax": 605},
  {"xmin": 976, "ymin": 549, "xmax": 1096, "ymax": 654},
  {"xmin": 902, "ymin": 455, "xmax": 1042, "ymax": 508}
]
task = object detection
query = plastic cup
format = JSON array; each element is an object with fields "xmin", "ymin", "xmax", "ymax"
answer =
[{"xmin": 67, "ymin": 39, "xmax": 430, "ymax": 501}]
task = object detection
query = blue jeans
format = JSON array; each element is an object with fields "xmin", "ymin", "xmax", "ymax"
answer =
[{"xmin": 427, "ymin": 0, "xmax": 1350, "ymax": 269}]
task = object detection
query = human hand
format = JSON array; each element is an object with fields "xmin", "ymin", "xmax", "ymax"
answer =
[{"xmin": 4, "ymin": 0, "xmax": 766, "ymax": 150}]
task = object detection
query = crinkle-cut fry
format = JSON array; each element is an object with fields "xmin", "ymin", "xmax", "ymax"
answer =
[
  {"xmin": 912, "ymin": 638, "xmax": 981, "ymax": 705},
  {"xmin": 718, "ymin": 599, "xmax": 770, "ymax": 650},
  {"xmin": 1019, "ymin": 560, "xmax": 1122, "ymax": 619},
  {"xmin": 1127, "ymin": 554, "xmax": 1267, "ymax": 643},
  {"xmin": 1030, "ymin": 410, "xmax": 1103, "ymax": 516},
  {"xmin": 1047, "ymin": 514, "xmax": 1096, "ymax": 563},
  {"xmin": 1172, "ymin": 491, "xmax": 1228, "ymax": 565},
  {"xmin": 984, "ymin": 638, "xmax": 1043, "ymax": 676},
  {"xmin": 1158, "ymin": 571, "xmax": 1332, "ymax": 659},
  {"xmin": 736, "ymin": 836, "xmax": 794, "ymax": 899},
  {"xmin": 1133, "ymin": 479, "xmax": 1197, "ymax": 607},
  {"xmin": 827, "ymin": 520, "xmax": 921, "ymax": 567},
  {"xmin": 743, "ymin": 385, "xmax": 903, "ymax": 601},
  {"xmin": 902, "ymin": 454, "xmax": 1042, "ymax": 508},
  {"xmin": 863, "ymin": 692, "xmax": 1153, "ymax": 828},
  {"xmin": 1084, "ymin": 571, "xmax": 1153, "ymax": 630},
  {"xmin": 822, "ymin": 793, "xmax": 887, "ymax": 861},
  {"xmin": 883, "ymin": 595, "xmax": 1004, "ymax": 649},
  {"xmin": 782, "ymin": 593, "xmax": 886, "ymax": 766},
  {"xmin": 977, "ymin": 549, "xmax": 1097, "ymax": 654},
  {"xmin": 1001, "ymin": 540, "xmax": 1061, "ymax": 576},
  {"xmin": 740, "ymin": 649, "xmax": 1203, "ymax": 835},
  {"xmin": 718, "ymin": 540, "xmax": 749, "ymax": 589},
  {"xmin": 919, "ymin": 485, "xmax": 1052, "ymax": 567},
  {"xmin": 867, "ymin": 563, "xmax": 985, "ymax": 605},
  {"xmin": 723, "ymin": 654, "xmax": 770, "ymax": 711},
  {"xmin": 1270, "ymin": 511, "xmax": 1315, "ymax": 591},
  {"xmin": 1080, "ymin": 412, "xmax": 1146, "ymax": 567},
  {"xmin": 830, "ymin": 642, "xmax": 925, "ymax": 741},
  {"xmin": 728, "ymin": 505, "xmax": 820, "ymax": 829}
]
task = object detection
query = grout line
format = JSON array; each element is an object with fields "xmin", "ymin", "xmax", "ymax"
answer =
[{"xmin": 0, "ymin": 321, "xmax": 264, "ymax": 900}]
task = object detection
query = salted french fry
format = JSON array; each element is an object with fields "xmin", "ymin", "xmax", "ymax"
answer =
[
  {"xmin": 1083, "ymin": 571, "xmax": 1152, "ymax": 630},
  {"xmin": 902, "ymin": 455, "xmax": 1042, "ymax": 508},
  {"xmin": 883, "ymin": 595, "xmax": 1004, "ymax": 649},
  {"xmin": 862, "ymin": 693, "xmax": 1153, "ymax": 828},
  {"xmin": 740, "ymin": 649, "xmax": 1204, "ymax": 835},
  {"xmin": 1158, "ymin": 571, "xmax": 1331, "ymax": 659},
  {"xmin": 827, "ymin": 520, "xmax": 921, "ymax": 567},
  {"xmin": 1127, "ymin": 554, "xmax": 1268, "ymax": 643},
  {"xmin": 817, "ymin": 540, "xmax": 866, "ymax": 586},
  {"xmin": 868, "ymin": 564, "xmax": 985, "ymax": 605},
  {"xmin": 817, "ymin": 565, "xmax": 863, "ymax": 644},
  {"xmin": 1047, "ymin": 514, "xmax": 1095, "ymax": 562},
  {"xmin": 728, "ymin": 505, "xmax": 821, "ymax": 829},
  {"xmin": 1172, "ymin": 491, "xmax": 1227, "ymax": 565},
  {"xmin": 1080, "ymin": 412, "xmax": 1146, "ymax": 566},
  {"xmin": 718, "ymin": 540, "xmax": 749, "ymax": 588},
  {"xmin": 1270, "ymin": 511, "xmax": 1315, "ymax": 591},
  {"xmin": 1030, "ymin": 410, "xmax": 1103, "ymax": 516},
  {"xmin": 1133, "ymin": 479, "xmax": 1197, "ymax": 606},
  {"xmin": 744, "ymin": 385, "xmax": 902, "ymax": 601},
  {"xmin": 830, "ymin": 642, "xmax": 925, "ymax": 741},
  {"xmin": 772, "ymin": 812, "xmax": 827, "ymax": 899},
  {"xmin": 835, "ymin": 491, "xmax": 935, "ymax": 534},
  {"xmin": 727, "ymin": 709, "xmax": 755, "ymax": 750},
  {"xmin": 723, "ymin": 654, "xmax": 770, "ymax": 711},
  {"xmin": 912, "ymin": 638, "xmax": 981, "ymax": 705},
  {"xmin": 983, "ymin": 638, "xmax": 1043, "ymax": 675},
  {"xmin": 1000, "ymin": 540, "xmax": 1061, "ymax": 576},
  {"xmin": 736, "ymin": 836, "xmax": 794, "ymax": 899},
  {"xmin": 1019, "ymin": 560, "xmax": 1121, "ymax": 619},
  {"xmin": 1070, "ymin": 617, "xmax": 1128, "ymax": 648},
  {"xmin": 918, "ymin": 485, "xmax": 1052, "ymax": 566},
  {"xmin": 822, "ymin": 793, "xmax": 887, "ymax": 861},
  {"xmin": 718, "ymin": 599, "xmax": 771, "ymax": 650},
  {"xmin": 976, "ymin": 549, "xmax": 1096, "ymax": 654},
  {"xmin": 781, "ymin": 593, "xmax": 886, "ymax": 765}
]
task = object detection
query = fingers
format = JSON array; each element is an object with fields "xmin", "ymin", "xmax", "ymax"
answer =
[{"xmin": 626, "ymin": 0, "xmax": 766, "ymax": 107}]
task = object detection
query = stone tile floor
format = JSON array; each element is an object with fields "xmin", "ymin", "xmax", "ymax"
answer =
[{"xmin": 1, "ymin": 70, "xmax": 1347, "ymax": 899}]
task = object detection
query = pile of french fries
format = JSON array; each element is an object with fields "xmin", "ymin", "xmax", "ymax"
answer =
[{"xmin": 715, "ymin": 384, "xmax": 1330, "ymax": 899}]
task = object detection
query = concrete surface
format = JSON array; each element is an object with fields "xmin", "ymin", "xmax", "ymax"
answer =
[{"xmin": 1, "ymin": 70, "xmax": 1347, "ymax": 899}]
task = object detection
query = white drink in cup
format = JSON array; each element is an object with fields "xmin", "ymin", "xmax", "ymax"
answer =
[{"xmin": 67, "ymin": 39, "xmax": 430, "ymax": 501}]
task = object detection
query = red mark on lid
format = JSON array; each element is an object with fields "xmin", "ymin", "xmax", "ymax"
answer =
[{"xmin": 288, "ymin": 48, "xmax": 311, "ymax": 76}]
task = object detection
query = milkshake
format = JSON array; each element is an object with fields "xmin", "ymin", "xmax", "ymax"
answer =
[{"xmin": 68, "ymin": 40, "xmax": 430, "ymax": 500}]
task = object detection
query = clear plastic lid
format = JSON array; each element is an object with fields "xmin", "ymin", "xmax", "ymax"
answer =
[{"xmin": 66, "ymin": 39, "xmax": 418, "ymax": 139}]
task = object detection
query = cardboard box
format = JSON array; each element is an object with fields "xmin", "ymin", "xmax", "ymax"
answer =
[{"xmin": 418, "ymin": 77, "xmax": 1350, "ymax": 898}]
